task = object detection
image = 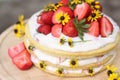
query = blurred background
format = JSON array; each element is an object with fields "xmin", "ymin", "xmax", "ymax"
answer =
[{"xmin": 0, "ymin": 0, "xmax": 120, "ymax": 34}]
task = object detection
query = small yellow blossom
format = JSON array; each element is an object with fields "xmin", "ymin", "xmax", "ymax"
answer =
[
  {"xmin": 88, "ymin": 67, "xmax": 94, "ymax": 76},
  {"xmin": 87, "ymin": 10, "xmax": 102, "ymax": 22},
  {"xmin": 71, "ymin": 0, "xmax": 81, "ymax": 5},
  {"xmin": 68, "ymin": 38, "xmax": 73, "ymax": 47},
  {"xmin": 59, "ymin": 36, "xmax": 66, "ymax": 45},
  {"xmin": 108, "ymin": 73, "xmax": 119, "ymax": 80},
  {"xmin": 38, "ymin": 61, "xmax": 47, "ymax": 70},
  {"xmin": 56, "ymin": 68, "xmax": 64, "ymax": 76},
  {"xmin": 107, "ymin": 65, "xmax": 117, "ymax": 76},
  {"xmin": 69, "ymin": 59, "xmax": 79, "ymax": 68},
  {"xmin": 14, "ymin": 15, "xmax": 25, "ymax": 38},
  {"xmin": 55, "ymin": 11, "xmax": 70, "ymax": 25},
  {"xmin": 85, "ymin": 0, "xmax": 94, "ymax": 4}
]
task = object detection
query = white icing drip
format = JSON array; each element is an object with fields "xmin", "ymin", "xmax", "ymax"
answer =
[{"xmin": 28, "ymin": 11, "xmax": 119, "ymax": 52}]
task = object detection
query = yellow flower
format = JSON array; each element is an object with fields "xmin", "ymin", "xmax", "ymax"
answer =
[
  {"xmin": 14, "ymin": 15, "xmax": 25, "ymax": 38},
  {"xmin": 55, "ymin": 11, "xmax": 70, "ymax": 25},
  {"xmin": 107, "ymin": 65, "xmax": 117, "ymax": 76},
  {"xmin": 56, "ymin": 68, "xmax": 64, "ymax": 77},
  {"xmin": 38, "ymin": 61, "xmax": 47, "ymax": 70},
  {"xmin": 68, "ymin": 38, "xmax": 73, "ymax": 47},
  {"xmin": 71, "ymin": 0, "xmax": 81, "ymax": 5},
  {"xmin": 108, "ymin": 73, "xmax": 119, "ymax": 80},
  {"xmin": 85, "ymin": 0, "xmax": 94, "ymax": 4},
  {"xmin": 55, "ymin": 2, "xmax": 63, "ymax": 8},
  {"xmin": 87, "ymin": 10, "xmax": 102, "ymax": 22},
  {"xmin": 90, "ymin": 1, "xmax": 101, "ymax": 10},
  {"xmin": 69, "ymin": 59, "xmax": 79, "ymax": 68},
  {"xmin": 44, "ymin": 2, "xmax": 63, "ymax": 12},
  {"xmin": 28, "ymin": 45, "xmax": 35, "ymax": 52},
  {"xmin": 88, "ymin": 67, "xmax": 94, "ymax": 76},
  {"xmin": 59, "ymin": 36, "xmax": 66, "ymax": 45}
]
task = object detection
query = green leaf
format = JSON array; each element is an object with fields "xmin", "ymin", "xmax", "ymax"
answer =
[
  {"xmin": 73, "ymin": 17, "xmax": 90, "ymax": 41},
  {"xmin": 82, "ymin": 24, "xmax": 90, "ymax": 28}
]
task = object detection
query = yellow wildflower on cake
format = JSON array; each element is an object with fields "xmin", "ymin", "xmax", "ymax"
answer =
[
  {"xmin": 87, "ymin": 9, "xmax": 102, "ymax": 22},
  {"xmin": 68, "ymin": 38, "xmax": 73, "ymax": 47},
  {"xmin": 85, "ymin": 0, "xmax": 94, "ymax": 4},
  {"xmin": 70, "ymin": 0, "xmax": 82, "ymax": 5},
  {"xmin": 69, "ymin": 59, "xmax": 79, "ymax": 68},
  {"xmin": 56, "ymin": 68, "xmax": 64, "ymax": 76},
  {"xmin": 14, "ymin": 15, "xmax": 25, "ymax": 38},
  {"xmin": 88, "ymin": 67, "xmax": 94, "ymax": 76},
  {"xmin": 55, "ymin": 11, "xmax": 70, "ymax": 25},
  {"xmin": 38, "ymin": 61, "xmax": 47, "ymax": 70}
]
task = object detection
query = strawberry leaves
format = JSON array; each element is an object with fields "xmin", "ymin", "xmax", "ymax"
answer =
[{"xmin": 73, "ymin": 17, "xmax": 89, "ymax": 41}]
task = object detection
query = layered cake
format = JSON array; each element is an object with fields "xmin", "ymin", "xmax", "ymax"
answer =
[{"xmin": 10, "ymin": 0, "xmax": 120, "ymax": 77}]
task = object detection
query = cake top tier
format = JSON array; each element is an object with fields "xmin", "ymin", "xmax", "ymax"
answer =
[
  {"xmin": 27, "ymin": 0, "xmax": 119, "ymax": 55},
  {"xmin": 36, "ymin": 0, "xmax": 114, "ymax": 40}
]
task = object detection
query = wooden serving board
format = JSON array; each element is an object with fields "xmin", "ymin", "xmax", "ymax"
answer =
[{"xmin": 0, "ymin": 25, "xmax": 120, "ymax": 80}]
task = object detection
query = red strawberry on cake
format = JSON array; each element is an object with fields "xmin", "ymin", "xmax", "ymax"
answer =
[
  {"xmin": 37, "ymin": 11, "xmax": 54, "ymax": 25},
  {"xmin": 74, "ymin": 3, "xmax": 90, "ymax": 21},
  {"xmin": 63, "ymin": 19, "xmax": 78, "ymax": 37},
  {"xmin": 100, "ymin": 16, "xmax": 113, "ymax": 37}
]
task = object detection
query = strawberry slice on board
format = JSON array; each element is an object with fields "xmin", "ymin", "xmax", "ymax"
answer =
[
  {"xmin": 100, "ymin": 16, "xmax": 113, "ymax": 37},
  {"xmin": 51, "ymin": 24, "xmax": 63, "ymax": 38},
  {"xmin": 74, "ymin": 3, "xmax": 90, "ymax": 21},
  {"xmin": 88, "ymin": 21, "xmax": 100, "ymax": 37},
  {"xmin": 8, "ymin": 42, "xmax": 25, "ymax": 58},
  {"xmin": 12, "ymin": 50, "xmax": 33, "ymax": 70}
]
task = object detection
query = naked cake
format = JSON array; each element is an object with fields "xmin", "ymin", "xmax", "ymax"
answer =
[{"xmin": 9, "ymin": 0, "xmax": 120, "ymax": 77}]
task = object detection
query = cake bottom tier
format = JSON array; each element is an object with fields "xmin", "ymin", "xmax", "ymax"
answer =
[
  {"xmin": 24, "ymin": 37, "xmax": 117, "ymax": 77},
  {"xmin": 30, "ymin": 52, "xmax": 116, "ymax": 77}
]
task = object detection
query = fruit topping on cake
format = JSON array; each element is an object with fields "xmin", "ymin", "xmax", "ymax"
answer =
[
  {"xmin": 51, "ymin": 24, "xmax": 63, "ymax": 38},
  {"xmin": 100, "ymin": 17, "xmax": 113, "ymax": 37},
  {"xmin": 37, "ymin": 25, "xmax": 52, "ymax": 35},
  {"xmin": 36, "ymin": 0, "xmax": 114, "ymax": 47}
]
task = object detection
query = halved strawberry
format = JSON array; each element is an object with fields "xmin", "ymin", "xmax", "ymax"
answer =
[
  {"xmin": 51, "ymin": 24, "xmax": 62, "ymax": 38},
  {"xmin": 58, "ymin": 6, "xmax": 74, "ymax": 18},
  {"xmin": 63, "ymin": 19, "xmax": 78, "ymax": 37},
  {"xmin": 37, "ymin": 25, "xmax": 51, "ymax": 35},
  {"xmin": 100, "ymin": 16, "xmax": 113, "ymax": 37},
  {"xmin": 60, "ymin": 0, "xmax": 68, "ymax": 5},
  {"xmin": 37, "ymin": 11, "xmax": 54, "ymax": 25},
  {"xmin": 12, "ymin": 50, "xmax": 33, "ymax": 70},
  {"xmin": 52, "ymin": 10, "xmax": 62, "ymax": 24},
  {"xmin": 88, "ymin": 21, "xmax": 100, "ymax": 37},
  {"xmin": 8, "ymin": 42, "xmax": 25, "ymax": 58},
  {"xmin": 74, "ymin": 3, "xmax": 90, "ymax": 21}
]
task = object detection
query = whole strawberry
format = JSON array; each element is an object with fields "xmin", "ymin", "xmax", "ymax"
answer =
[
  {"xmin": 58, "ymin": 6, "xmax": 74, "ymax": 18},
  {"xmin": 63, "ymin": 19, "xmax": 78, "ymax": 37},
  {"xmin": 37, "ymin": 25, "xmax": 51, "ymax": 35},
  {"xmin": 37, "ymin": 11, "xmax": 54, "ymax": 25}
]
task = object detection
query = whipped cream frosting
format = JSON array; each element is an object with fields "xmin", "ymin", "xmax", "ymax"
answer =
[{"xmin": 28, "ymin": 10, "xmax": 119, "ymax": 52}]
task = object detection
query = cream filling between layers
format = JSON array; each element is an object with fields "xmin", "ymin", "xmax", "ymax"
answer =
[
  {"xmin": 28, "ymin": 11, "xmax": 119, "ymax": 52},
  {"xmin": 26, "ymin": 37, "xmax": 115, "ymax": 67},
  {"xmin": 31, "ymin": 51, "xmax": 116, "ymax": 75}
]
